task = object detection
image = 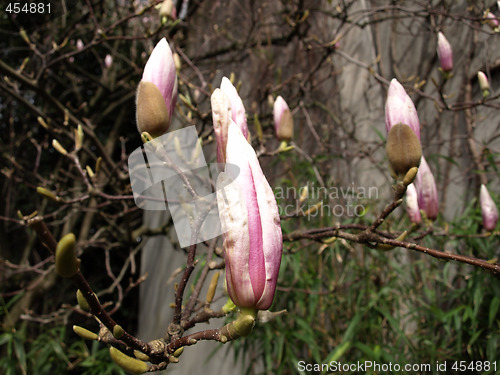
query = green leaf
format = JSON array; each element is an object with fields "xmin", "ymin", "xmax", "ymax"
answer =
[
  {"xmin": 489, "ymin": 296, "xmax": 500, "ymax": 328},
  {"xmin": 13, "ymin": 336, "xmax": 26, "ymax": 374}
]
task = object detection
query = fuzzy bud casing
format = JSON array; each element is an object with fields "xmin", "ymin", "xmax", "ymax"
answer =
[{"xmin": 386, "ymin": 123, "xmax": 422, "ymax": 181}]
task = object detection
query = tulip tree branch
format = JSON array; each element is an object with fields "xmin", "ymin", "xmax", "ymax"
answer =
[
  {"xmin": 26, "ymin": 213, "xmax": 240, "ymax": 371},
  {"xmin": 26, "ymin": 216, "xmax": 154, "ymax": 355},
  {"xmin": 283, "ymin": 225, "xmax": 500, "ymax": 275}
]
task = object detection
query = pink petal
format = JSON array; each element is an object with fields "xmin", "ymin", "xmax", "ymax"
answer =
[{"xmin": 385, "ymin": 79, "xmax": 420, "ymax": 140}]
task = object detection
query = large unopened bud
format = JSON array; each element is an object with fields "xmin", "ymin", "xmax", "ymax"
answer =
[
  {"xmin": 385, "ymin": 79, "xmax": 420, "ymax": 139},
  {"xmin": 414, "ymin": 156, "xmax": 438, "ymax": 220},
  {"xmin": 386, "ymin": 123, "xmax": 422, "ymax": 182},
  {"xmin": 217, "ymin": 122, "xmax": 282, "ymax": 310},
  {"xmin": 273, "ymin": 96, "xmax": 294, "ymax": 141},
  {"xmin": 437, "ymin": 32, "xmax": 453, "ymax": 73},
  {"xmin": 136, "ymin": 38, "xmax": 178, "ymax": 137},
  {"xmin": 480, "ymin": 184, "xmax": 498, "ymax": 231}
]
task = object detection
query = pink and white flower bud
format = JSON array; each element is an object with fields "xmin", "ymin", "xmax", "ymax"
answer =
[
  {"xmin": 220, "ymin": 77, "xmax": 249, "ymax": 140},
  {"xmin": 477, "ymin": 71, "xmax": 490, "ymax": 94},
  {"xmin": 273, "ymin": 96, "xmax": 294, "ymax": 141},
  {"xmin": 136, "ymin": 38, "xmax": 178, "ymax": 136},
  {"xmin": 104, "ymin": 54, "xmax": 113, "ymax": 69},
  {"xmin": 217, "ymin": 122, "xmax": 282, "ymax": 310},
  {"xmin": 414, "ymin": 156, "xmax": 439, "ymax": 220},
  {"xmin": 437, "ymin": 32, "xmax": 453, "ymax": 73},
  {"xmin": 480, "ymin": 184, "xmax": 498, "ymax": 231},
  {"xmin": 406, "ymin": 183, "xmax": 422, "ymax": 224},
  {"xmin": 159, "ymin": 0, "xmax": 177, "ymax": 20},
  {"xmin": 485, "ymin": 11, "xmax": 499, "ymax": 30},
  {"xmin": 76, "ymin": 39, "xmax": 84, "ymax": 51},
  {"xmin": 385, "ymin": 79, "xmax": 420, "ymax": 139}
]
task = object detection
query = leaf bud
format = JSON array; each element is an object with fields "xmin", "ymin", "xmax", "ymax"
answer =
[
  {"xmin": 109, "ymin": 347, "xmax": 148, "ymax": 374},
  {"xmin": 55, "ymin": 233, "xmax": 80, "ymax": 278}
]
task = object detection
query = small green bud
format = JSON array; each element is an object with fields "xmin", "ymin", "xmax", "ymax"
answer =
[
  {"xmin": 55, "ymin": 233, "xmax": 80, "ymax": 278},
  {"xmin": 402, "ymin": 166, "xmax": 419, "ymax": 186},
  {"xmin": 386, "ymin": 123, "xmax": 422, "ymax": 181},
  {"xmin": 76, "ymin": 289, "xmax": 89, "ymax": 311},
  {"xmin": 75, "ymin": 124, "xmax": 84, "ymax": 151},
  {"xmin": 173, "ymin": 346, "xmax": 184, "ymax": 357},
  {"xmin": 221, "ymin": 298, "xmax": 237, "ymax": 314},
  {"xmin": 113, "ymin": 324, "xmax": 124, "ymax": 339},
  {"xmin": 109, "ymin": 347, "xmax": 148, "ymax": 374},
  {"xmin": 133, "ymin": 350, "xmax": 150, "ymax": 361},
  {"xmin": 73, "ymin": 325, "xmax": 98, "ymax": 341},
  {"xmin": 375, "ymin": 230, "xmax": 408, "ymax": 251},
  {"xmin": 233, "ymin": 309, "xmax": 256, "ymax": 337},
  {"xmin": 52, "ymin": 139, "xmax": 68, "ymax": 156},
  {"xmin": 36, "ymin": 187, "xmax": 60, "ymax": 202},
  {"xmin": 205, "ymin": 272, "xmax": 220, "ymax": 304}
]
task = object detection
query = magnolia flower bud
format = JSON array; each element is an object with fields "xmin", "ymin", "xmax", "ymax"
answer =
[
  {"xmin": 136, "ymin": 38, "xmax": 178, "ymax": 137},
  {"xmin": 405, "ymin": 183, "xmax": 422, "ymax": 224},
  {"xmin": 217, "ymin": 122, "xmax": 282, "ymax": 310},
  {"xmin": 385, "ymin": 79, "xmax": 420, "ymax": 139},
  {"xmin": 273, "ymin": 96, "xmax": 294, "ymax": 141},
  {"xmin": 480, "ymin": 184, "xmax": 498, "ymax": 231},
  {"xmin": 104, "ymin": 54, "xmax": 113, "ymax": 69},
  {"xmin": 485, "ymin": 11, "xmax": 499, "ymax": 30},
  {"xmin": 136, "ymin": 81, "xmax": 171, "ymax": 138},
  {"xmin": 386, "ymin": 123, "xmax": 422, "ymax": 181},
  {"xmin": 414, "ymin": 156, "xmax": 439, "ymax": 220},
  {"xmin": 220, "ymin": 77, "xmax": 249, "ymax": 140},
  {"xmin": 477, "ymin": 71, "xmax": 490, "ymax": 97},
  {"xmin": 437, "ymin": 32, "xmax": 453, "ymax": 73},
  {"xmin": 76, "ymin": 39, "xmax": 84, "ymax": 51},
  {"xmin": 159, "ymin": 0, "xmax": 177, "ymax": 20}
]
